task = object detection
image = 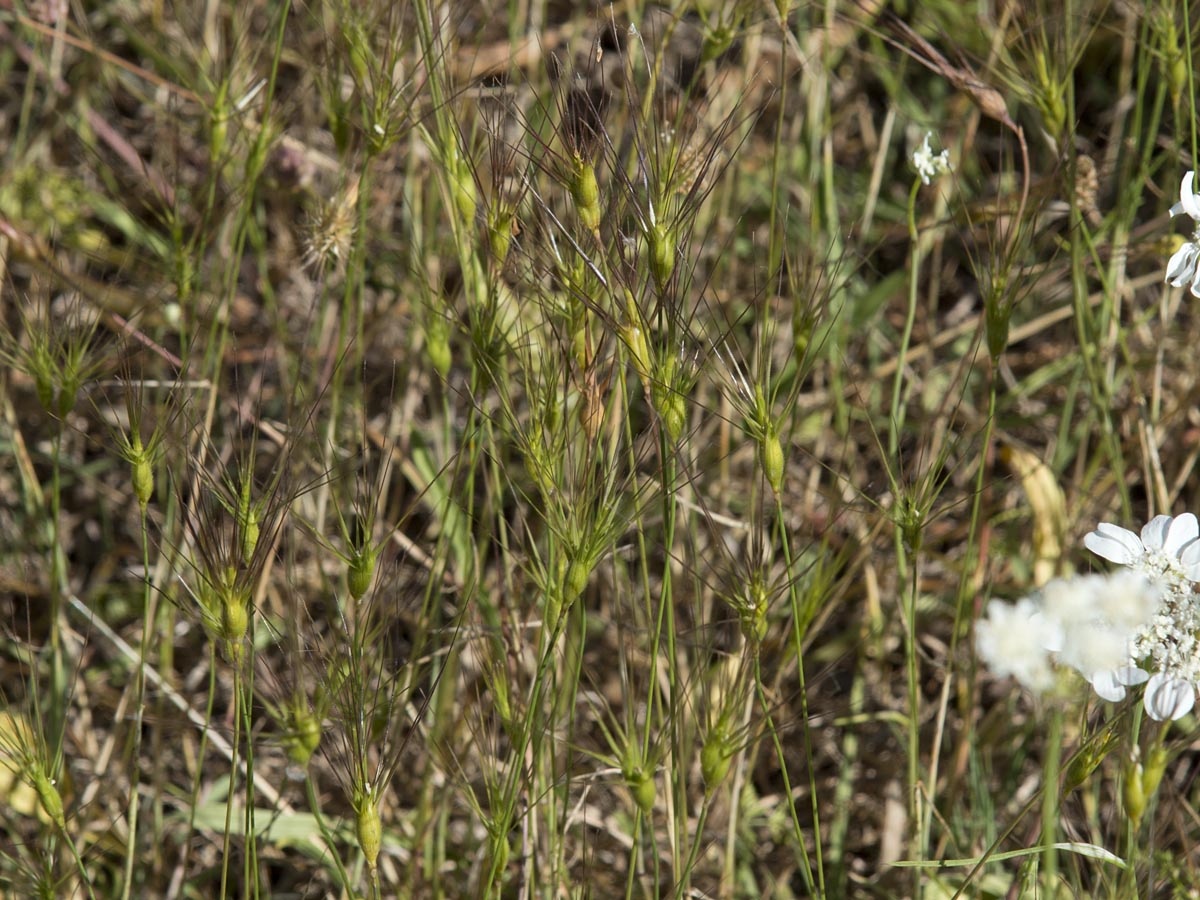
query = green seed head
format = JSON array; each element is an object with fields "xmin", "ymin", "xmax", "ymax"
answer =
[
  {"xmin": 237, "ymin": 482, "xmax": 260, "ymax": 565},
  {"xmin": 569, "ymin": 157, "xmax": 601, "ymax": 233},
  {"xmin": 487, "ymin": 829, "xmax": 510, "ymax": 883},
  {"xmin": 1123, "ymin": 759, "xmax": 1146, "ymax": 827},
  {"xmin": 621, "ymin": 293, "xmax": 652, "ymax": 383},
  {"xmin": 347, "ymin": 545, "xmax": 377, "ymax": 601},
  {"xmin": 648, "ymin": 221, "xmax": 675, "ymax": 289},
  {"xmin": 1064, "ymin": 727, "xmax": 1117, "ymax": 795},
  {"xmin": 897, "ymin": 494, "xmax": 924, "ymax": 556},
  {"xmin": 488, "ymin": 207, "xmax": 515, "ymax": 265},
  {"xmin": 221, "ymin": 592, "xmax": 248, "ymax": 643},
  {"xmin": 31, "ymin": 769, "xmax": 65, "ymax": 830},
  {"xmin": 656, "ymin": 389, "xmax": 686, "ymax": 443},
  {"xmin": 492, "ymin": 673, "xmax": 513, "ymax": 733},
  {"xmin": 622, "ymin": 746, "xmax": 655, "ymax": 815},
  {"xmin": 34, "ymin": 370, "xmax": 56, "ymax": 416},
  {"xmin": 629, "ymin": 767, "xmax": 656, "ymax": 816},
  {"xmin": 1141, "ymin": 745, "xmax": 1169, "ymax": 807},
  {"xmin": 56, "ymin": 369, "xmax": 82, "ymax": 418},
  {"xmin": 701, "ymin": 728, "xmax": 733, "ymax": 794},
  {"xmin": 563, "ymin": 555, "xmax": 591, "ymax": 606},
  {"xmin": 759, "ymin": 424, "xmax": 784, "ymax": 494},
  {"xmin": 984, "ymin": 276, "xmax": 1011, "ymax": 363},
  {"xmin": 451, "ymin": 163, "xmax": 478, "ymax": 224},
  {"xmin": 284, "ymin": 704, "xmax": 322, "ymax": 769},
  {"xmin": 544, "ymin": 588, "xmax": 564, "ymax": 635},
  {"xmin": 355, "ymin": 790, "xmax": 382, "ymax": 871},
  {"xmin": 130, "ymin": 435, "xmax": 154, "ymax": 510},
  {"xmin": 425, "ymin": 315, "xmax": 452, "ymax": 379},
  {"xmin": 739, "ymin": 573, "xmax": 770, "ymax": 646}
]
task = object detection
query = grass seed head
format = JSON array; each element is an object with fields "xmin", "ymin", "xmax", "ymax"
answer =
[
  {"xmin": 280, "ymin": 700, "xmax": 323, "ymax": 773},
  {"xmin": 347, "ymin": 545, "xmax": 378, "ymax": 601},
  {"xmin": 424, "ymin": 313, "xmax": 453, "ymax": 379},
  {"xmin": 758, "ymin": 421, "xmax": 784, "ymax": 495},
  {"xmin": 738, "ymin": 569, "xmax": 771, "ymax": 646},
  {"xmin": 1141, "ymin": 744, "xmax": 1169, "ymax": 809},
  {"xmin": 487, "ymin": 828, "xmax": 511, "ymax": 884},
  {"xmin": 701, "ymin": 723, "xmax": 734, "ymax": 793},
  {"xmin": 568, "ymin": 155, "xmax": 602, "ymax": 234},
  {"xmin": 648, "ymin": 220, "xmax": 676, "ymax": 290},
  {"xmin": 354, "ymin": 788, "xmax": 382, "ymax": 872},
  {"xmin": 983, "ymin": 270, "xmax": 1012, "ymax": 363},
  {"xmin": 305, "ymin": 178, "xmax": 360, "ymax": 273},
  {"xmin": 1123, "ymin": 756, "xmax": 1147, "ymax": 827},
  {"xmin": 487, "ymin": 207, "xmax": 516, "ymax": 266},
  {"xmin": 130, "ymin": 436, "xmax": 155, "ymax": 511},
  {"xmin": 621, "ymin": 745, "xmax": 655, "ymax": 815},
  {"xmin": 651, "ymin": 352, "xmax": 686, "ymax": 442},
  {"xmin": 450, "ymin": 154, "xmax": 479, "ymax": 225},
  {"xmin": 30, "ymin": 768, "xmax": 65, "ymax": 831},
  {"xmin": 562, "ymin": 553, "xmax": 592, "ymax": 608}
]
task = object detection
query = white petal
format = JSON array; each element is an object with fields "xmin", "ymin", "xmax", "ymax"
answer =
[
  {"xmin": 1144, "ymin": 673, "xmax": 1195, "ymax": 721},
  {"xmin": 1116, "ymin": 666, "xmax": 1149, "ymax": 686},
  {"xmin": 1166, "ymin": 243, "xmax": 1199, "ymax": 285},
  {"xmin": 1141, "ymin": 515, "xmax": 1174, "ymax": 551},
  {"xmin": 1179, "ymin": 539, "xmax": 1200, "ymax": 581},
  {"xmin": 1083, "ymin": 524, "xmax": 1143, "ymax": 565},
  {"xmin": 1190, "ymin": 264, "xmax": 1200, "ymax": 299},
  {"xmin": 1091, "ymin": 670, "xmax": 1127, "ymax": 702},
  {"xmin": 1164, "ymin": 513, "xmax": 1200, "ymax": 555},
  {"xmin": 1180, "ymin": 172, "xmax": 1200, "ymax": 220}
]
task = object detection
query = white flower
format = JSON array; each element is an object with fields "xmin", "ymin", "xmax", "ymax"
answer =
[
  {"xmin": 976, "ymin": 598, "xmax": 1056, "ymax": 693},
  {"xmin": 1038, "ymin": 573, "xmax": 1162, "ymax": 701},
  {"xmin": 912, "ymin": 132, "xmax": 952, "ymax": 185},
  {"xmin": 1166, "ymin": 172, "xmax": 1200, "ymax": 298},
  {"xmin": 1083, "ymin": 514, "xmax": 1200, "ymax": 583}
]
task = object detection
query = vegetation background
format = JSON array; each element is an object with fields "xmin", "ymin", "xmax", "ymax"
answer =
[{"xmin": 0, "ymin": 0, "xmax": 1198, "ymax": 897}]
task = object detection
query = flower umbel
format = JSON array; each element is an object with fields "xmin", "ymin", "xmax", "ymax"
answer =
[
  {"xmin": 1165, "ymin": 172, "xmax": 1200, "ymax": 297},
  {"xmin": 975, "ymin": 597, "xmax": 1056, "ymax": 693},
  {"xmin": 911, "ymin": 132, "xmax": 952, "ymax": 185},
  {"xmin": 1083, "ymin": 513, "xmax": 1200, "ymax": 720},
  {"xmin": 976, "ymin": 572, "xmax": 1164, "ymax": 701}
]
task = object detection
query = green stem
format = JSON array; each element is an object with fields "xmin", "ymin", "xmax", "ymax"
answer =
[
  {"xmin": 672, "ymin": 797, "xmax": 710, "ymax": 900},
  {"xmin": 219, "ymin": 659, "xmax": 241, "ymax": 900},
  {"xmin": 1040, "ymin": 704, "xmax": 1063, "ymax": 885},
  {"xmin": 774, "ymin": 502, "xmax": 824, "ymax": 897},
  {"xmin": 305, "ymin": 777, "xmax": 353, "ymax": 889},
  {"xmin": 62, "ymin": 828, "xmax": 98, "ymax": 900},
  {"xmin": 890, "ymin": 179, "xmax": 923, "ymax": 459},
  {"xmin": 120, "ymin": 505, "xmax": 154, "ymax": 900},
  {"xmin": 47, "ymin": 430, "xmax": 66, "ymax": 756}
]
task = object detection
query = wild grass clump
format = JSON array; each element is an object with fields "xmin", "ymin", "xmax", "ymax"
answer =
[{"xmin": 6, "ymin": 1, "xmax": 1200, "ymax": 897}]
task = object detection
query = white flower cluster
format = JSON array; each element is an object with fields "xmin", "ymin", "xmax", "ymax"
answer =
[
  {"xmin": 1166, "ymin": 172, "xmax": 1200, "ymax": 297},
  {"xmin": 978, "ymin": 514, "xmax": 1200, "ymax": 721},
  {"xmin": 911, "ymin": 132, "xmax": 952, "ymax": 185},
  {"xmin": 977, "ymin": 571, "xmax": 1162, "ymax": 702},
  {"xmin": 1084, "ymin": 514, "xmax": 1200, "ymax": 720}
]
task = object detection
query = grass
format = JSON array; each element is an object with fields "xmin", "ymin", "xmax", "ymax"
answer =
[{"xmin": 1, "ymin": 0, "xmax": 1199, "ymax": 897}]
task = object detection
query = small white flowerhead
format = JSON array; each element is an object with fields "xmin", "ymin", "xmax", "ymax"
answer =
[
  {"xmin": 1040, "ymin": 573, "xmax": 1160, "ymax": 681},
  {"xmin": 1166, "ymin": 172, "xmax": 1200, "ymax": 297},
  {"xmin": 912, "ymin": 132, "xmax": 952, "ymax": 185},
  {"xmin": 976, "ymin": 597, "xmax": 1056, "ymax": 693}
]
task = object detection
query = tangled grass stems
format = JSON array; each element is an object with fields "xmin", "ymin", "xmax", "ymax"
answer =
[{"xmin": 10, "ymin": 1, "xmax": 1200, "ymax": 896}]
